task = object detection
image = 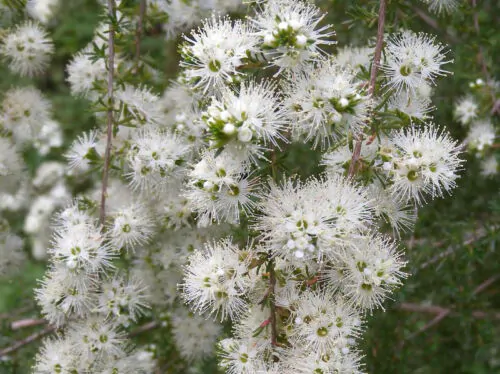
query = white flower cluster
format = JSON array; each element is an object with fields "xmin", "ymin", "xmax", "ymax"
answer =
[
  {"xmin": 18, "ymin": 0, "xmax": 466, "ymax": 372},
  {"xmin": 147, "ymin": 0, "xmax": 242, "ymax": 39},
  {"xmin": 455, "ymin": 78, "xmax": 499, "ymax": 177},
  {"xmin": 0, "ymin": 20, "xmax": 54, "ymax": 76},
  {"xmin": 419, "ymin": 0, "xmax": 462, "ymax": 15}
]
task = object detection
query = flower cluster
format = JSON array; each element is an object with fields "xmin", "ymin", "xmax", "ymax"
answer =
[
  {"xmin": 455, "ymin": 78, "xmax": 499, "ymax": 177},
  {"xmin": 0, "ymin": 0, "xmax": 468, "ymax": 372}
]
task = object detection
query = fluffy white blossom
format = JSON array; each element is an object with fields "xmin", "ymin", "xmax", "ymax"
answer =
[
  {"xmin": 172, "ymin": 307, "xmax": 223, "ymax": 360},
  {"xmin": 466, "ymin": 120, "xmax": 496, "ymax": 153},
  {"xmin": 255, "ymin": 177, "xmax": 373, "ymax": 262},
  {"xmin": 284, "ymin": 60, "xmax": 370, "ymax": 148},
  {"xmin": 0, "ymin": 230, "xmax": 25, "ymax": 276},
  {"xmin": 0, "ymin": 21, "xmax": 54, "ymax": 76},
  {"xmin": 250, "ymin": 0, "xmax": 335, "ymax": 73},
  {"xmin": 382, "ymin": 124, "xmax": 463, "ymax": 205},
  {"xmin": 0, "ymin": 86, "xmax": 52, "ymax": 144},
  {"xmin": 107, "ymin": 202, "xmax": 155, "ymax": 250},
  {"xmin": 66, "ymin": 47, "xmax": 108, "ymax": 98},
  {"xmin": 126, "ymin": 127, "xmax": 191, "ymax": 192},
  {"xmin": 180, "ymin": 17, "xmax": 258, "ymax": 92},
  {"xmin": 289, "ymin": 291, "xmax": 363, "ymax": 357},
  {"xmin": 185, "ymin": 149, "xmax": 258, "ymax": 226},
  {"xmin": 203, "ymin": 80, "xmax": 287, "ymax": 157},
  {"xmin": 182, "ymin": 239, "xmax": 252, "ymax": 321},
  {"xmin": 325, "ymin": 234, "xmax": 407, "ymax": 311},
  {"xmin": 454, "ymin": 96, "xmax": 479, "ymax": 125},
  {"xmin": 27, "ymin": 0, "xmax": 60, "ymax": 24},
  {"xmin": 383, "ymin": 31, "xmax": 451, "ymax": 93}
]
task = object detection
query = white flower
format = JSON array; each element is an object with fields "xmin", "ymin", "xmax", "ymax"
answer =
[
  {"xmin": 182, "ymin": 239, "xmax": 251, "ymax": 321},
  {"xmin": 480, "ymin": 156, "xmax": 498, "ymax": 177},
  {"xmin": 367, "ymin": 182, "xmax": 416, "ymax": 235},
  {"xmin": 67, "ymin": 47, "xmax": 107, "ymax": 97},
  {"xmin": 0, "ymin": 86, "xmax": 52, "ymax": 144},
  {"xmin": 180, "ymin": 16, "xmax": 257, "ymax": 92},
  {"xmin": 336, "ymin": 45, "xmax": 373, "ymax": 71},
  {"xmin": 34, "ymin": 337, "xmax": 81, "ymax": 373},
  {"xmin": 172, "ymin": 307, "xmax": 223, "ymax": 361},
  {"xmin": 325, "ymin": 234, "xmax": 407, "ymax": 311},
  {"xmin": 0, "ymin": 21, "xmax": 54, "ymax": 76},
  {"xmin": 49, "ymin": 218, "xmax": 114, "ymax": 273},
  {"xmin": 466, "ymin": 120, "xmax": 496, "ymax": 153},
  {"xmin": 126, "ymin": 127, "xmax": 191, "ymax": 192},
  {"xmin": 33, "ymin": 119, "xmax": 63, "ymax": 155},
  {"xmin": 388, "ymin": 91, "xmax": 434, "ymax": 120},
  {"xmin": 289, "ymin": 290, "xmax": 363, "ymax": 357},
  {"xmin": 454, "ymin": 96, "xmax": 479, "ymax": 125},
  {"xmin": 285, "ymin": 60, "xmax": 370, "ymax": 148},
  {"xmin": 203, "ymin": 80, "xmax": 287, "ymax": 153},
  {"xmin": 97, "ymin": 274, "xmax": 149, "ymax": 326},
  {"xmin": 421, "ymin": 0, "xmax": 460, "ymax": 15},
  {"xmin": 185, "ymin": 149, "xmax": 258, "ymax": 226},
  {"xmin": 115, "ymin": 84, "xmax": 165, "ymax": 124},
  {"xmin": 383, "ymin": 31, "xmax": 452, "ymax": 93},
  {"xmin": 250, "ymin": 0, "xmax": 335, "ymax": 73},
  {"xmin": 218, "ymin": 337, "xmax": 268, "ymax": 374},
  {"xmin": 65, "ymin": 130, "xmax": 102, "ymax": 172},
  {"xmin": 27, "ymin": 0, "xmax": 60, "ymax": 24},
  {"xmin": 0, "ymin": 231, "xmax": 24, "ymax": 276},
  {"xmin": 67, "ymin": 317, "xmax": 127, "ymax": 361},
  {"xmin": 255, "ymin": 176, "xmax": 373, "ymax": 262},
  {"xmin": 107, "ymin": 202, "xmax": 155, "ymax": 250},
  {"xmin": 386, "ymin": 124, "xmax": 463, "ymax": 205}
]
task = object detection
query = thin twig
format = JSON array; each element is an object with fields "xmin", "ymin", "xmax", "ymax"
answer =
[
  {"xmin": 11, "ymin": 318, "xmax": 46, "ymax": 330},
  {"xmin": 133, "ymin": 0, "xmax": 146, "ymax": 73},
  {"xmin": 472, "ymin": 275, "xmax": 500, "ymax": 296},
  {"xmin": 399, "ymin": 302, "xmax": 500, "ymax": 321},
  {"xmin": 348, "ymin": 0, "xmax": 386, "ymax": 178},
  {"xmin": 269, "ymin": 259, "xmax": 278, "ymax": 346},
  {"xmin": 0, "ymin": 306, "xmax": 34, "ymax": 321},
  {"xmin": 129, "ymin": 320, "xmax": 159, "ymax": 337},
  {"xmin": 418, "ymin": 227, "xmax": 491, "ymax": 270},
  {"xmin": 0, "ymin": 326, "xmax": 56, "ymax": 358},
  {"xmin": 471, "ymin": 0, "xmax": 497, "ymax": 109},
  {"xmin": 409, "ymin": 5, "xmax": 459, "ymax": 43},
  {"xmin": 99, "ymin": 0, "xmax": 117, "ymax": 225}
]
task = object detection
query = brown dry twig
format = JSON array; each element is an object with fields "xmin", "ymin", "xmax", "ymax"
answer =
[{"xmin": 348, "ymin": 0, "xmax": 386, "ymax": 178}]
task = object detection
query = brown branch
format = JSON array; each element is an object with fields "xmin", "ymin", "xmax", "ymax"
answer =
[
  {"xmin": 0, "ymin": 326, "xmax": 56, "ymax": 358},
  {"xmin": 409, "ymin": 5, "xmax": 459, "ymax": 44},
  {"xmin": 348, "ymin": 0, "xmax": 386, "ymax": 178},
  {"xmin": 99, "ymin": 0, "xmax": 117, "ymax": 225},
  {"xmin": 133, "ymin": 0, "xmax": 146, "ymax": 73},
  {"xmin": 11, "ymin": 318, "xmax": 46, "ymax": 330},
  {"xmin": 418, "ymin": 227, "xmax": 491, "ymax": 270},
  {"xmin": 129, "ymin": 320, "xmax": 158, "ymax": 337},
  {"xmin": 471, "ymin": 0, "xmax": 497, "ymax": 110},
  {"xmin": 399, "ymin": 303, "xmax": 500, "ymax": 321},
  {"xmin": 472, "ymin": 275, "xmax": 500, "ymax": 296},
  {"xmin": 269, "ymin": 259, "xmax": 278, "ymax": 346}
]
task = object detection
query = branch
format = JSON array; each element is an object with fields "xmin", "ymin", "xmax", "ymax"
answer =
[
  {"xmin": 408, "ymin": 5, "xmax": 459, "ymax": 44},
  {"xmin": 99, "ymin": 0, "xmax": 117, "ymax": 225},
  {"xmin": 348, "ymin": 0, "xmax": 386, "ymax": 178},
  {"xmin": 11, "ymin": 318, "xmax": 46, "ymax": 330},
  {"xmin": 399, "ymin": 302, "xmax": 500, "ymax": 321},
  {"xmin": 129, "ymin": 320, "xmax": 159, "ymax": 337},
  {"xmin": 269, "ymin": 259, "xmax": 278, "ymax": 346},
  {"xmin": 418, "ymin": 227, "xmax": 492, "ymax": 270},
  {"xmin": 0, "ymin": 326, "xmax": 56, "ymax": 358},
  {"xmin": 133, "ymin": 0, "xmax": 146, "ymax": 73},
  {"xmin": 471, "ymin": 0, "xmax": 497, "ymax": 111}
]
